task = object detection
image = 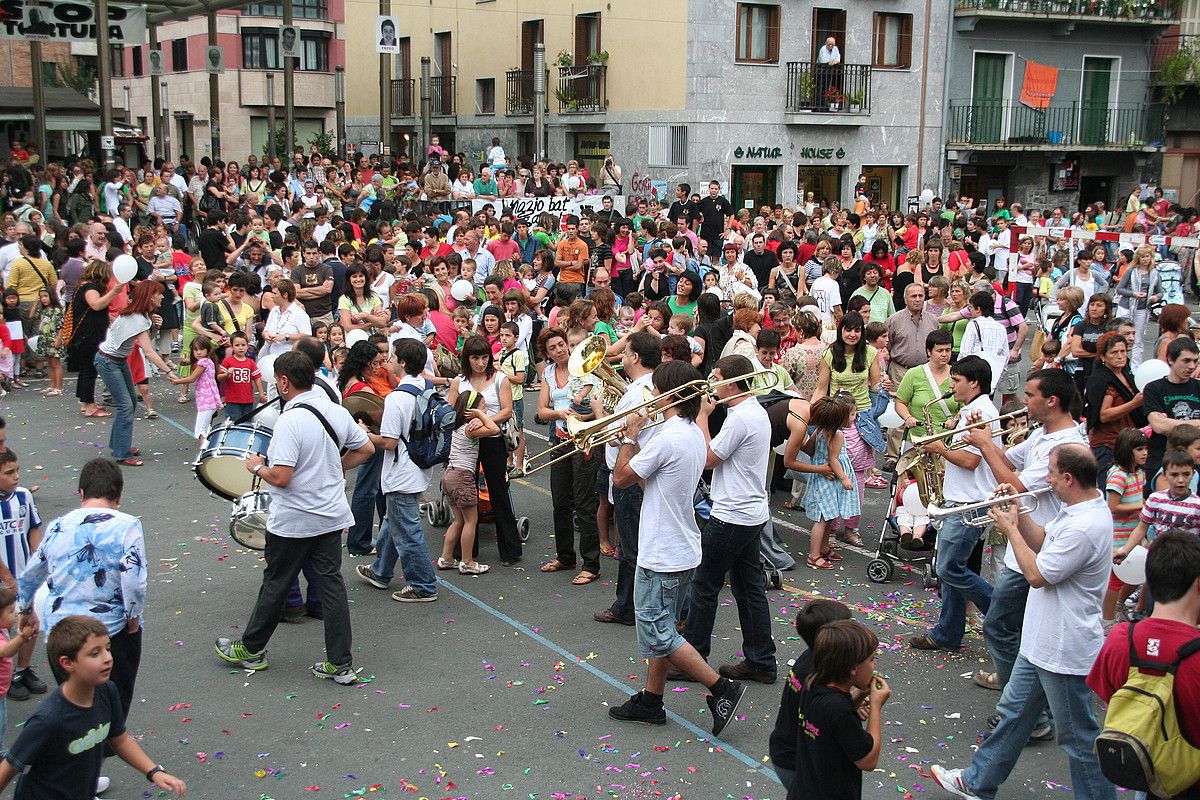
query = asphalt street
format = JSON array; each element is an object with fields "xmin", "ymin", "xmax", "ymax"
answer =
[{"xmin": 1, "ymin": 370, "xmax": 1091, "ymax": 800}]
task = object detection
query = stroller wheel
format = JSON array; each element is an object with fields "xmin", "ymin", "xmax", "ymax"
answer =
[
  {"xmin": 923, "ymin": 563, "xmax": 939, "ymax": 590},
  {"xmin": 763, "ymin": 567, "xmax": 783, "ymax": 590},
  {"xmin": 866, "ymin": 558, "xmax": 893, "ymax": 583},
  {"xmin": 518, "ymin": 516, "xmax": 530, "ymax": 543},
  {"xmin": 423, "ymin": 502, "xmax": 441, "ymax": 527},
  {"xmin": 437, "ymin": 499, "xmax": 453, "ymax": 526}
]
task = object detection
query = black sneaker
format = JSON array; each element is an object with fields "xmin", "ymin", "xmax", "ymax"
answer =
[
  {"xmin": 18, "ymin": 667, "xmax": 46, "ymax": 694},
  {"xmin": 7, "ymin": 672, "xmax": 30, "ymax": 701},
  {"xmin": 608, "ymin": 692, "xmax": 667, "ymax": 725},
  {"xmin": 718, "ymin": 661, "xmax": 777, "ymax": 685},
  {"xmin": 707, "ymin": 680, "xmax": 747, "ymax": 737}
]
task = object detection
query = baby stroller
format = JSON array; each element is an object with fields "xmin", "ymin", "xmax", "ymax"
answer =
[
  {"xmin": 866, "ymin": 461, "xmax": 939, "ymax": 589},
  {"xmin": 423, "ymin": 464, "xmax": 531, "ymax": 544}
]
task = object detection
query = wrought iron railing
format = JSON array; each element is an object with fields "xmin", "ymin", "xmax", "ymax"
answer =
[
  {"xmin": 555, "ymin": 64, "xmax": 607, "ymax": 113},
  {"xmin": 784, "ymin": 62, "xmax": 872, "ymax": 113},
  {"xmin": 389, "ymin": 79, "xmax": 414, "ymax": 116},
  {"xmin": 954, "ymin": 0, "xmax": 1176, "ymax": 20},
  {"xmin": 946, "ymin": 100, "xmax": 1162, "ymax": 146},
  {"xmin": 505, "ymin": 69, "xmax": 548, "ymax": 115},
  {"xmin": 430, "ymin": 75, "xmax": 455, "ymax": 116}
]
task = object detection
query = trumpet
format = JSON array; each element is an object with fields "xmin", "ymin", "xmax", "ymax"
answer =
[
  {"xmin": 522, "ymin": 368, "xmax": 781, "ymax": 476},
  {"xmin": 908, "ymin": 408, "xmax": 1028, "ymax": 451},
  {"xmin": 928, "ymin": 486, "xmax": 1054, "ymax": 528}
]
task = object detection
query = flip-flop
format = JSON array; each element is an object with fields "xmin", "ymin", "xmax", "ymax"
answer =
[
  {"xmin": 571, "ymin": 571, "xmax": 600, "ymax": 585},
  {"xmin": 540, "ymin": 560, "xmax": 573, "ymax": 573},
  {"xmin": 117, "ymin": 458, "xmax": 144, "ymax": 467},
  {"xmin": 128, "ymin": 448, "xmax": 141, "ymax": 456},
  {"xmin": 599, "ymin": 544, "xmax": 615, "ymax": 558},
  {"xmin": 85, "ymin": 409, "xmax": 113, "ymax": 418}
]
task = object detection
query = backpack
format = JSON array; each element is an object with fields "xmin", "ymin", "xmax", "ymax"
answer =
[
  {"xmin": 393, "ymin": 383, "xmax": 455, "ymax": 469},
  {"xmin": 1094, "ymin": 622, "xmax": 1200, "ymax": 798}
]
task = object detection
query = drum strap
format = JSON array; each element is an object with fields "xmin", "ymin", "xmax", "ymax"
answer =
[{"xmin": 295, "ymin": 403, "xmax": 348, "ymax": 456}]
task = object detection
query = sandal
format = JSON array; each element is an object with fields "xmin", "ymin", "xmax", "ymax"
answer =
[
  {"xmin": 782, "ymin": 499, "xmax": 799, "ymax": 510},
  {"xmin": 458, "ymin": 561, "xmax": 491, "ymax": 575},
  {"xmin": 821, "ymin": 549, "xmax": 844, "ymax": 562},
  {"xmin": 864, "ymin": 474, "xmax": 890, "ymax": 489},
  {"xmin": 974, "ymin": 669, "xmax": 1002, "ymax": 691},
  {"xmin": 45, "ymin": 388, "xmax": 62, "ymax": 397},
  {"xmin": 117, "ymin": 458, "xmax": 144, "ymax": 467},
  {"xmin": 177, "ymin": 395, "xmax": 190, "ymax": 404},
  {"xmin": 435, "ymin": 557, "xmax": 459, "ymax": 570},
  {"xmin": 599, "ymin": 543, "xmax": 615, "ymax": 558},
  {"xmin": 128, "ymin": 448, "xmax": 140, "ymax": 456},
  {"xmin": 571, "ymin": 571, "xmax": 600, "ymax": 585},
  {"xmin": 540, "ymin": 559, "xmax": 574, "ymax": 573},
  {"xmin": 840, "ymin": 531, "xmax": 865, "ymax": 548},
  {"xmin": 84, "ymin": 409, "xmax": 113, "ymax": 418},
  {"xmin": 806, "ymin": 556, "xmax": 835, "ymax": 570}
]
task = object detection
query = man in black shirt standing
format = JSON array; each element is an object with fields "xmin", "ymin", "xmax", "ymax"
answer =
[
  {"xmin": 1143, "ymin": 336, "xmax": 1200, "ymax": 492},
  {"xmin": 697, "ymin": 180, "xmax": 733, "ymax": 256},
  {"xmin": 742, "ymin": 233, "xmax": 779, "ymax": 289},
  {"xmin": 197, "ymin": 211, "xmax": 232, "ymax": 272},
  {"xmin": 667, "ymin": 183, "xmax": 697, "ymax": 230}
]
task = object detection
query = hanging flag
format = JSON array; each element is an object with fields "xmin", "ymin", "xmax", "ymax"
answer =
[{"xmin": 1020, "ymin": 60, "xmax": 1059, "ymax": 110}]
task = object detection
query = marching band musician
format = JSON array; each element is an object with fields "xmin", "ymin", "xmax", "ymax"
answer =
[
  {"xmin": 909, "ymin": 355, "xmax": 1000, "ymax": 653},
  {"xmin": 608, "ymin": 361, "xmax": 748, "ymax": 736},
  {"xmin": 594, "ymin": 332, "xmax": 663, "ymax": 627},
  {"xmin": 961, "ymin": 368, "xmax": 1085, "ymax": 731}
]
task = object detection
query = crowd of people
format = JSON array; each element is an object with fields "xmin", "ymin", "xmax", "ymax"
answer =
[{"xmin": 0, "ymin": 139, "xmax": 1198, "ymax": 800}]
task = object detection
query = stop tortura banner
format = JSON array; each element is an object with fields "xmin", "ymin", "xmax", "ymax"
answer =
[
  {"xmin": 471, "ymin": 196, "xmax": 627, "ymax": 226},
  {"xmin": 0, "ymin": 0, "xmax": 146, "ymax": 44}
]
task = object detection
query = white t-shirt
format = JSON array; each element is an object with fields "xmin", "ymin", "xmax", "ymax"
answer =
[
  {"xmin": 103, "ymin": 181, "xmax": 123, "ymax": 215},
  {"xmin": 487, "ymin": 145, "xmax": 506, "ymax": 168},
  {"xmin": 709, "ymin": 399, "xmax": 771, "ymax": 525},
  {"xmin": 98, "ymin": 314, "xmax": 151, "ymax": 358},
  {"xmin": 941, "ymin": 394, "xmax": 999, "ymax": 504},
  {"xmin": 379, "ymin": 375, "xmax": 433, "ymax": 495},
  {"xmin": 1003, "ymin": 423, "xmax": 1087, "ymax": 570},
  {"xmin": 0, "ymin": 241, "xmax": 20, "ymax": 284},
  {"xmin": 629, "ymin": 414, "xmax": 706, "ymax": 572},
  {"xmin": 1021, "ymin": 494, "xmax": 1112, "ymax": 675},
  {"xmin": 959, "ymin": 316, "xmax": 1010, "ymax": 391},
  {"xmin": 266, "ymin": 388, "xmax": 368, "ymax": 537},
  {"xmin": 605, "ymin": 374, "xmax": 657, "ymax": 470},
  {"xmin": 387, "ymin": 322, "xmax": 436, "ymax": 376},
  {"xmin": 371, "ymin": 271, "xmax": 395, "ymax": 307},
  {"xmin": 811, "ymin": 275, "xmax": 842, "ymax": 323}
]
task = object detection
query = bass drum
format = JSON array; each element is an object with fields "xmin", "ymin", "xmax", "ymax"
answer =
[
  {"xmin": 230, "ymin": 490, "xmax": 270, "ymax": 550},
  {"xmin": 194, "ymin": 422, "xmax": 273, "ymax": 500}
]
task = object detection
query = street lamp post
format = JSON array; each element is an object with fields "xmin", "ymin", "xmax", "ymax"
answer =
[
  {"xmin": 335, "ymin": 66, "xmax": 346, "ymax": 161},
  {"xmin": 266, "ymin": 72, "xmax": 276, "ymax": 162},
  {"xmin": 161, "ymin": 81, "xmax": 171, "ymax": 161}
]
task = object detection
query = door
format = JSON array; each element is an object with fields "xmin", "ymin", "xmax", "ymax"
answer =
[
  {"xmin": 959, "ymin": 165, "xmax": 1010, "ymax": 210},
  {"xmin": 811, "ymin": 9, "xmax": 847, "ymax": 62},
  {"xmin": 574, "ymin": 13, "xmax": 600, "ymax": 62},
  {"xmin": 1079, "ymin": 176, "xmax": 1113, "ymax": 212},
  {"xmin": 972, "ymin": 53, "xmax": 1007, "ymax": 144},
  {"xmin": 731, "ymin": 165, "xmax": 778, "ymax": 211},
  {"xmin": 178, "ymin": 116, "xmax": 195, "ymax": 161},
  {"xmin": 434, "ymin": 33, "xmax": 453, "ymax": 114},
  {"xmin": 521, "ymin": 20, "xmax": 543, "ymax": 73},
  {"xmin": 1081, "ymin": 57, "xmax": 1114, "ymax": 146}
]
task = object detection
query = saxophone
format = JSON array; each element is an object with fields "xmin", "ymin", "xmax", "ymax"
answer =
[{"xmin": 895, "ymin": 392, "xmax": 951, "ymax": 510}]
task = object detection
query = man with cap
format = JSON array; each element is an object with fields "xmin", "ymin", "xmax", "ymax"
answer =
[{"xmin": 423, "ymin": 161, "xmax": 452, "ymax": 203}]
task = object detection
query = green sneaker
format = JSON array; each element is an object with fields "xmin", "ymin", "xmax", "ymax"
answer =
[
  {"xmin": 311, "ymin": 661, "xmax": 359, "ymax": 686},
  {"xmin": 215, "ymin": 638, "xmax": 268, "ymax": 670}
]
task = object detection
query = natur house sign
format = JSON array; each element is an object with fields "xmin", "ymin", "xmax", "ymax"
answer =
[{"xmin": 734, "ymin": 146, "xmax": 845, "ymax": 160}]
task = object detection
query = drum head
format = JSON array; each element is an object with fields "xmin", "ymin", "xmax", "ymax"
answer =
[
  {"xmin": 197, "ymin": 456, "xmax": 255, "ymax": 501},
  {"xmin": 230, "ymin": 513, "xmax": 268, "ymax": 550}
]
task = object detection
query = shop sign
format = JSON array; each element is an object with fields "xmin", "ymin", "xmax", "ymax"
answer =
[
  {"xmin": 799, "ymin": 147, "xmax": 845, "ymax": 160},
  {"xmin": 734, "ymin": 146, "xmax": 783, "ymax": 159}
]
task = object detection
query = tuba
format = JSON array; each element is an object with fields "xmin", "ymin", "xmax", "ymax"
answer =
[
  {"xmin": 568, "ymin": 334, "xmax": 628, "ymax": 413},
  {"xmin": 895, "ymin": 392, "xmax": 951, "ymax": 510}
]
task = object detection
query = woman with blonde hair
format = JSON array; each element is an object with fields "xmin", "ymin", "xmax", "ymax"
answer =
[{"xmin": 1113, "ymin": 244, "xmax": 1160, "ymax": 367}]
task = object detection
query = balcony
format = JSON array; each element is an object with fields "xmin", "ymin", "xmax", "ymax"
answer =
[
  {"xmin": 784, "ymin": 62, "xmax": 872, "ymax": 122},
  {"xmin": 1152, "ymin": 33, "xmax": 1199, "ymax": 98},
  {"xmin": 505, "ymin": 69, "xmax": 548, "ymax": 115},
  {"xmin": 954, "ymin": 0, "xmax": 1176, "ymax": 24},
  {"xmin": 555, "ymin": 64, "xmax": 607, "ymax": 113},
  {"xmin": 429, "ymin": 76, "xmax": 455, "ymax": 116},
  {"xmin": 946, "ymin": 100, "xmax": 1163, "ymax": 149},
  {"xmin": 389, "ymin": 79, "xmax": 414, "ymax": 117}
]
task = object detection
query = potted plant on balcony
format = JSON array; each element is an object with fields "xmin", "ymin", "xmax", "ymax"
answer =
[
  {"xmin": 553, "ymin": 86, "xmax": 578, "ymax": 112},
  {"xmin": 848, "ymin": 89, "xmax": 864, "ymax": 112},
  {"xmin": 798, "ymin": 71, "xmax": 816, "ymax": 109},
  {"xmin": 555, "ymin": 50, "xmax": 574, "ymax": 68},
  {"xmin": 586, "ymin": 50, "xmax": 609, "ymax": 65},
  {"xmin": 825, "ymin": 87, "xmax": 845, "ymax": 111}
]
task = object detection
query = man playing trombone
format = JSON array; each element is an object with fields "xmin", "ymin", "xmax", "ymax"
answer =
[
  {"xmin": 961, "ymin": 369, "xmax": 1085, "ymax": 734},
  {"xmin": 910, "ymin": 356, "xmax": 1000, "ymax": 654}
]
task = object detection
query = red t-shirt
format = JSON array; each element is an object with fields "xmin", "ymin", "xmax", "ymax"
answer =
[
  {"xmin": 797, "ymin": 242, "xmax": 818, "ymax": 265},
  {"xmin": 220, "ymin": 355, "xmax": 261, "ymax": 404},
  {"xmin": 487, "ymin": 237, "xmax": 521, "ymax": 263},
  {"xmin": 1087, "ymin": 619, "xmax": 1200, "ymax": 749},
  {"xmin": 420, "ymin": 242, "xmax": 453, "ymax": 261}
]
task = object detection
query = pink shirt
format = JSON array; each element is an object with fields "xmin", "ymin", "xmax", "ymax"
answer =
[{"xmin": 0, "ymin": 631, "xmax": 12, "ymax": 699}]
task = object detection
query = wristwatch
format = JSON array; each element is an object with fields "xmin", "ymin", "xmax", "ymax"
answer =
[
  {"xmin": 146, "ymin": 765, "xmax": 165, "ymax": 782},
  {"xmin": 618, "ymin": 436, "xmax": 637, "ymax": 447},
  {"xmin": 253, "ymin": 464, "xmax": 264, "ymax": 476}
]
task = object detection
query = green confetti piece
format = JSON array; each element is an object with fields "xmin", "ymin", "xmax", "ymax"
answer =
[
  {"xmin": 286, "ymin": 695, "xmax": 297, "ymax": 700},
  {"xmin": 533, "ymin": 699, "xmax": 548, "ymax": 705}
]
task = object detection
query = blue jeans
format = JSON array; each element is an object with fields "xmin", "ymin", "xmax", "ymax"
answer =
[
  {"xmin": 634, "ymin": 566, "xmax": 693, "ymax": 660},
  {"xmin": 929, "ymin": 511, "xmax": 993, "ymax": 650},
  {"xmin": 684, "ymin": 516, "xmax": 776, "ymax": 675},
  {"xmin": 984, "ymin": 566, "xmax": 1029, "ymax": 685},
  {"xmin": 371, "ymin": 491, "xmax": 436, "ymax": 595},
  {"xmin": 94, "ymin": 353, "xmax": 136, "ymax": 459},
  {"xmin": 225, "ymin": 402, "xmax": 255, "ymax": 424},
  {"xmin": 963, "ymin": 655, "xmax": 1114, "ymax": 800},
  {"xmin": 347, "ymin": 449, "xmax": 385, "ymax": 554},
  {"xmin": 607, "ymin": 483, "xmax": 642, "ymax": 623}
]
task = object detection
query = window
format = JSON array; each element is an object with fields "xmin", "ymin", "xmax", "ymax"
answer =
[
  {"xmin": 648, "ymin": 124, "xmax": 687, "ymax": 168},
  {"xmin": 242, "ymin": 29, "xmax": 329, "ymax": 70},
  {"xmin": 111, "ymin": 45, "xmax": 125, "ymax": 77},
  {"xmin": 574, "ymin": 12, "xmax": 600, "ymax": 62},
  {"xmin": 243, "ymin": 0, "xmax": 326, "ymax": 19},
  {"xmin": 132, "ymin": 45, "xmax": 143, "ymax": 77},
  {"xmin": 736, "ymin": 3, "xmax": 780, "ymax": 63},
  {"xmin": 171, "ymin": 39, "xmax": 188, "ymax": 71},
  {"xmin": 872, "ymin": 13, "xmax": 912, "ymax": 69},
  {"xmin": 476, "ymin": 78, "xmax": 495, "ymax": 114}
]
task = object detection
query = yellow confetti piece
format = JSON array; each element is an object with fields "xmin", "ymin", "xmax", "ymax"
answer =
[
  {"xmin": 448, "ymin": 742, "xmax": 459, "ymax": 748},
  {"xmin": 255, "ymin": 770, "xmax": 267, "ymax": 778}
]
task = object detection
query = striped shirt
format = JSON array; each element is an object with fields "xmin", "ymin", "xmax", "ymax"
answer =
[
  {"xmin": 0, "ymin": 488, "xmax": 39, "ymax": 577},
  {"xmin": 1140, "ymin": 489, "xmax": 1200, "ymax": 539},
  {"xmin": 1105, "ymin": 467, "xmax": 1144, "ymax": 550}
]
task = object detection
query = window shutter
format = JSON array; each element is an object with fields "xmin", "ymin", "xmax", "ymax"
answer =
[
  {"xmin": 900, "ymin": 15, "xmax": 913, "ymax": 69},
  {"xmin": 768, "ymin": 6, "xmax": 780, "ymax": 62}
]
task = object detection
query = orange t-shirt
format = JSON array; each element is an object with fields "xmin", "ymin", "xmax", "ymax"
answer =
[{"xmin": 555, "ymin": 237, "xmax": 590, "ymax": 284}]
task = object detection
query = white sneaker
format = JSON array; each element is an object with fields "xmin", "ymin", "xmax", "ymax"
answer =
[
  {"xmin": 96, "ymin": 776, "xmax": 111, "ymax": 793},
  {"xmin": 931, "ymin": 766, "xmax": 980, "ymax": 800}
]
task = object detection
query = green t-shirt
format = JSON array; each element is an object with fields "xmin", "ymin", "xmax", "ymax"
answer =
[
  {"xmin": 594, "ymin": 319, "xmax": 617, "ymax": 345},
  {"xmin": 895, "ymin": 365, "xmax": 960, "ymax": 439},
  {"xmin": 473, "ymin": 178, "xmax": 499, "ymax": 196},
  {"xmin": 850, "ymin": 285, "xmax": 895, "ymax": 324},
  {"xmin": 667, "ymin": 298, "xmax": 697, "ymax": 318}
]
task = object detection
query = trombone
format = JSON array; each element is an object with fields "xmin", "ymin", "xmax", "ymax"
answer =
[
  {"xmin": 928, "ymin": 486, "xmax": 1053, "ymax": 528},
  {"xmin": 522, "ymin": 369, "xmax": 782, "ymax": 476},
  {"xmin": 908, "ymin": 408, "xmax": 1029, "ymax": 451}
]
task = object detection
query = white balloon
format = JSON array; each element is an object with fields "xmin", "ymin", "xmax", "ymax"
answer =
[
  {"xmin": 257, "ymin": 353, "xmax": 278, "ymax": 386},
  {"xmin": 1134, "ymin": 359, "xmax": 1170, "ymax": 391},
  {"xmin": 345, "ymin": 328, "xmax": 369, "ymax": 347},
  {"xmin": 878, "ymin": 400, "xmax": 904, "ymax": 429},
  {"xmin": 900, "ymin": 482, "xmax": 925, "ymax": 517},
  {"xmin": 32, "ymin": 583, "xmax": 49, "ymax": 640},
  {"xmin": 451, "ymin": 279, "xmax": 475, "ymax": 302},
  {"xmin": 1113, "ymin": 544, "xmax": 1148, "ymax": 586},
  {"xmin": 112, "ymin": 254, "xmax": 138, "ymax": 284}
]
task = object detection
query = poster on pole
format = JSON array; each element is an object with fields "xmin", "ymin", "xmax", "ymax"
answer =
[
  {"xmin": 471, "ymin": 196, "xmax": 627, "ymax": 226},
  {"xmin": 0, "ymin": 0, "xmax": 146, "ymax": 44},
  {"xmin": 376, "ymin": 16, "xmax": 398, "ymax": 54},
  {"xmin": 206, "ymin": 45, "xmax": 224, "ymax": 75},
  {"xmin": 279, "ymin": 25, "xmax": 299, "ymax": 58},
  {"xmin": 148, "ymin": 49, "xmax": 164, "ymax": 76}
]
